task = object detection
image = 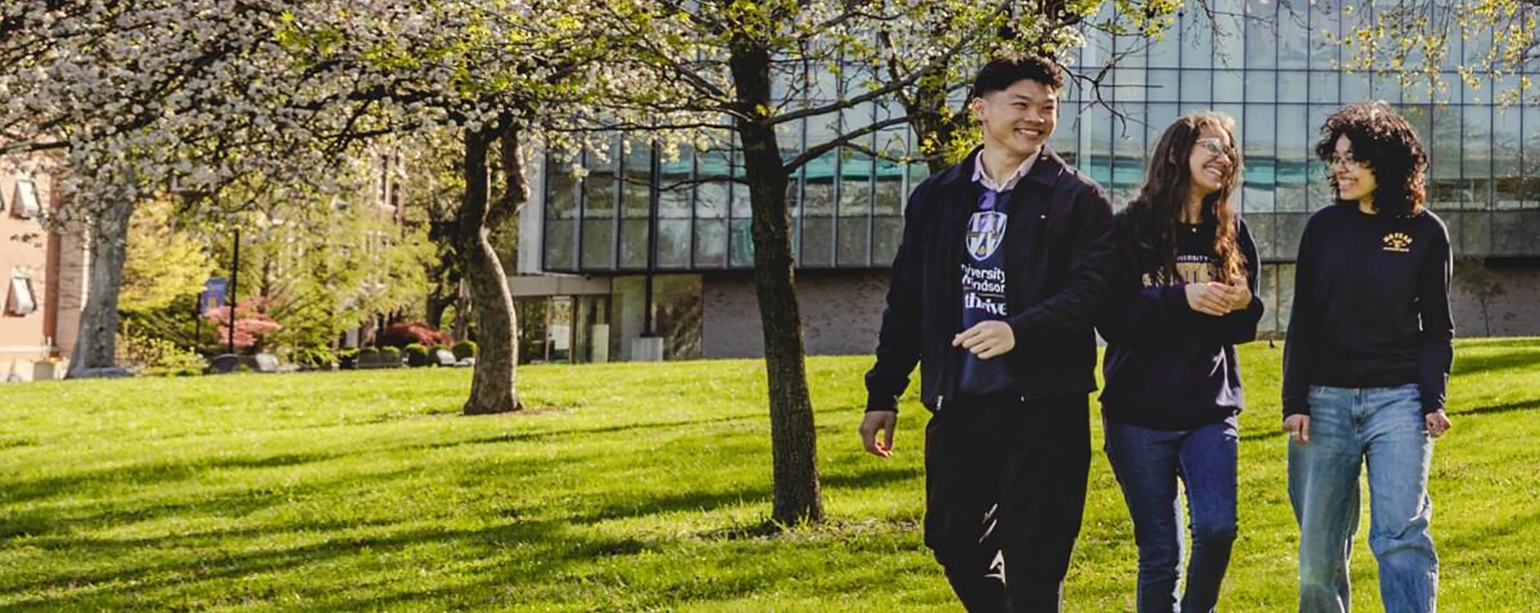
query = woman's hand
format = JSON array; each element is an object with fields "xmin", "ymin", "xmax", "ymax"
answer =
[{"xmin": 1426, "ymin": 410, "xmax": 1452, "ymax": 439}]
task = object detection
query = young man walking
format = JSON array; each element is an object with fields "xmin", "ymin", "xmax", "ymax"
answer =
[{"xmin": 860, "ymin": 54, "xmax": 1116, "ymax": 612}]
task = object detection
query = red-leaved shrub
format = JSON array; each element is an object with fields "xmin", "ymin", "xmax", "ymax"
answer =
[{"xmin": 379, "ymin": 322, "xmax": 453, "ymax": 348}]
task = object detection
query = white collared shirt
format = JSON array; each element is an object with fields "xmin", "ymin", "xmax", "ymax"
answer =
[{"xmin": 972, "ymin": 148, "xmax": 1041, "ymax": 193}]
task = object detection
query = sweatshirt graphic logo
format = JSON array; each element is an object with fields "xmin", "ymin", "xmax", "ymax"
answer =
[
  {"xmin": 1382, "ymin": 232, "xmax": 1413, "ymax": 253},
  {"xmin": 967, "ymin": 211, "xmax": 1007, "ymax": 261}
]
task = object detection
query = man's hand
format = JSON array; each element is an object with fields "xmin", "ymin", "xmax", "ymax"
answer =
[
  {"xmin": 1284, "ymin": 414, "xmax": 1310, "ymax": 444},
  {"xmin": 952, "ymin": 320, "xmax": 1016, "ymax": 359},
  {"xmin": 859, "ymin": 411, "xmax": 898, "ymax": 458},
  {"xmin": 1426, "ymin": 410, "xmax": 1452, "ymax": 439},
  {"xmin": 1185, "ymin": 282, "xmax": 1231, "ymax": 316}
]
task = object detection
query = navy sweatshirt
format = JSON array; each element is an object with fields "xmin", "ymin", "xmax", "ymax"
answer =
[
  {"xmin": 1282, "ymin": 205, "xmax": 1454, "ymax": 417},
  {"xmin": 1099, "ymin": 216, "xmax": 1264, "ymax": 430}
]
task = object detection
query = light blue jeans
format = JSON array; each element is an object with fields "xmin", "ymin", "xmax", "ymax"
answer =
[{"xmin": 1287, "ymin": 384, "xmax": 1438, "ymax": 613}]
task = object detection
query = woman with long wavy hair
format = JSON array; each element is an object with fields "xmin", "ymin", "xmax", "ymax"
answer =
[
  {"xmin": 1098, "ymin": 112, "xmax": 1264, "ymax": 613},
  {"xmin": 1282, "ymin": 101, "xmax": 1454, "ymax": 613}
]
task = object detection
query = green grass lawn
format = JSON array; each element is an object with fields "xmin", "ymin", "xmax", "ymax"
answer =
[{"xmin": 2, "ymin": 340, "xmax": 1539, "ymax": 611}]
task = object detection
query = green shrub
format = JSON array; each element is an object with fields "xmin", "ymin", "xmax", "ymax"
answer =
[
  {"xmin": 451, "ymin": 340, "xmax": 477, "ymax": 360},
  {"xmin": 404, "ymin": 343, "xmax": 433, "ymax": 367},
  {"xmin": 379, "ymin": 346, "xmax": 402, "ymax": 362},
  {"xmin": 119, "ymin": 332, "xmax": 207, "ymax": 377},
  {"xmin": 358, "ymin": 346, "xmax": 379, "ymax": 357},
  {"xmin": 294, "ymin": 347, "xmax": 336, "ymax": 370}
]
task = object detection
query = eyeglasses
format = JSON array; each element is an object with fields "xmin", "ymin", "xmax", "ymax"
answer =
[
  {"xmin": 1329, "ymin": 153, "xmax": 1367, "ymax": 169},
  {"xmin": 1196, "ymin": 137, "xmax": 1232, "ymax": 158}
]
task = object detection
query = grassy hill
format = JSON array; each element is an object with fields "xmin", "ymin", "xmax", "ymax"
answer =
[{"xmin": 2, "ymin": 340, "xmax": 1538, "ymax": 611}]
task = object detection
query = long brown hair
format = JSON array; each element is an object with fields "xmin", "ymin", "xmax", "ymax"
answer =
[{"xmin": 1118, "ymin": 113, "xmax": 1246, "ymax": 284}]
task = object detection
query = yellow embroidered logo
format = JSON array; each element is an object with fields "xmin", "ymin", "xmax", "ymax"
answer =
[{"xmin": 1383, "ymin": 232, "xmax": 1413, "ymax": 253}]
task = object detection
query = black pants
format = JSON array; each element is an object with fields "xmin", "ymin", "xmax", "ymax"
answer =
[{"xmin": 923, "ymin": 393, "xmax": 1092, "ymax": 613}]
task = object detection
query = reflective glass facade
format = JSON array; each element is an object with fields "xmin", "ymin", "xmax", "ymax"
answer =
[{"xmin": 540, "ymin": 0, "xmax": 1540, "ymax": 334}]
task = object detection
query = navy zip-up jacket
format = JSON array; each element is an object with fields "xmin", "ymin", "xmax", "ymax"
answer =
[{"xmin": 864, "ymin": 147, "xmax": 1117, "ymax": 413}]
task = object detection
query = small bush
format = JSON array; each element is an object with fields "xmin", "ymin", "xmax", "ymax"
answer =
[
  {"xmin": 119, "ymin": 333, "xmax": 207, "ymax": 377},
  {"xmin": 379, "ymin": 346, "xmax": 402, "ymax": 362},
  {"xmin": 380, "ymin": 322, "xmax": 453, "ymax": 349},
  {"xmin": 337, "ymin": 348, "xmax": 360, "ymax": 370},
  {"xmin": 358, "ymin": 346, "xmax": 379, "ymax": 357},
  {"xmin": 404, "ymin": 343, "xmax": 433, "ymax": 367},
  {"xmin": 294, "ymin": 347, "xmax": 336, "ymax": 370},
  {"xmin": 451, "ymin": 340, "xmax": 477, "ymax": 360}
]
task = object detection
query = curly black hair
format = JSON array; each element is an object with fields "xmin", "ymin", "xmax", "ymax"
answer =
[{"xmin": 1313, "ymin": 101, "xmax": 1429, "ymax": 216}]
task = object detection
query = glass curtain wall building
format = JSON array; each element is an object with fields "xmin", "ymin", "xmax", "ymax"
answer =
[{"xmin": 529, "ymin": 0, "xmax": 1540, "ymax": 360}]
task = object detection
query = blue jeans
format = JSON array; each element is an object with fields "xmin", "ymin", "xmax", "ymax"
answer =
[
  {"xmin": 1288, "ymin": 384, "xmax": 1438, "ymax": 613},
  {"xmin": 1104, "ymin": 417, "xmax": 1239, "ymax": 613}
]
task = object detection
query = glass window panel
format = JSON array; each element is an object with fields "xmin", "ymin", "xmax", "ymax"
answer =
[
  {"xmin": 837, "ymin": 217, "xmax": 870, "ymax": 266},
  {"xmin": 1432, "ymin": 103, "xmax": 1461, "ymax": 180},
  {"xmin": 1492, "ymin": 211, "xmax": 1524, "ymax": 255},
  {"xmin": 1181, "ymin": 10, "xmax": 1212, "ymax": 69},
  {"xmin": 1214, "ymin": 0, "xmax": 1245, "ymax": 67},
  {"xmin": 840, "ymin": 154, "xmax": 874, "ymax": 217},
  {"xmin": 1279, "ymin": 71, "xmax": 1308, "ymax": 104},
  {"xmin": 1277, "ymin": 213, "xmax": 1309, "ymax": 265},
  {"xmin": 1342, "ymin": 72, "xmax": 1370, "ymax": 99},
  {"xmin": 622, "ymin": 141, "xmax": 653, "ymax": 218},
  {"xmin": 874, "ymin": 158, "xmax": 904, "ymax": 216},
  {"xmin": 1279, "ymin": 4, "xmax": 1309, "ymax": 69},
  {"xmin": 1461, "ymin": 210, "xmax": 1491, "ymax": 255},
  {"xmin": 1399, "ymin": 103, "xmax": 1434, "ymax": 144},
  {"xmin": 619, "ymin": 219, "xmax": 649, "ymax": 269},
  {"xmin": 803, "ymin": 153, "xmax": 836, "ymax": 216},
  {"xmin": 658, "ymin": 156, "xmax": 693, "ymax": 219},
  {"xmin": 800, "ymin": 216, "xmax": 833, "ymax": 266},
  {"xmin": 695, "ymin": 149, "xmax": 730, "ymax": 219},
  {"xmin": 1464, "ymin": 105, "xmax": 1493, "ymax": 209},
  {"xmin": 581, "ymin": 219, "xmax": 615, "ymax": 269},
  {"xmin": 729, "ymin": 219, "xmax": 754, "ymax": 268},
  {"xmin": 1308, "ymin": 71, "xmax": 1339, "ymax": 104},
  {"xmin": 1180, "ymin": 70, "xmax": 1212, "ymax": 102},
  {"xmin": 1494, "ymin": 107, "xmax": 1522, "ymax": 209},
  {"xmin": 1116, "ymin": 66, "xmax": 1147, "ymax": 104},
  {"xmin": 1247, "ymin": 213, "xmax": 1275, "ymax": 261},
  {"xmin": 1307, "ymin": 104, "xmax": 1337, "ymax": 210},
  {"xmin": 1309, "ymin": 0, "xmax": 1341, "ymax": 67},
  {"xmin": 1525, "ymin": 102, "xmax": 1540, "ymax": 208},
  {"xmin": 1215, "ymin": 70, "xmax": 1245, "ymax": 103},
  {"xmin": 1273, "ymin": 103, "xmax": 1306, "ymax": 164},
  {"xmin": 1149, "ymin": 19, "xmax": 1180, "ymax": 68},
  {"xmin": 1245, "ymin": 0, "xmax": 1277, "ymax": 69},
  {"xmin": 1372, "ymin": 71, "xmax": 1403, "ymax": 103},
  {"xmin": 1085, "ymin": 104, "xmax": 1113, "ymax": 187},
  {"xmin": 729, "ymin": 151, "xmax": 751, "ymax": 219},
  {"xmin": 873, "ymin": 216, "xmax": 904, "ymax": 265},
  {"xmin": 547, "ymin": 157, "xmax": 579, "ymax": 220},
  {"xmin": 1243, "ymin": 103, "xmax": 1276, "ymax": 213},
  {"xmin": 1276, "ymin": 263, "xmax": 1296, "ymax": 329},
  {"xmin": 1257, "ymin": 263, "xmax": 1279, "ymax": 336},
  {"xmin": 544, "ymin": 219, "xmax": 576, "ymax": 271},
  {"xmin": 655, "ymin": 219, "xmax": 691, "ymax": 268},
  {"xmin": 693, "ymin": 218, "xmax": 727, "ymax": 267},
  {"xmin": 1245, "ymin": 71, "xmax": 1276, "ymax": 103},
  {"xmin": 807, "ymin": 113, "xmax": 839, "ymax": 150},
  {"xmin": 1148, "ymin": 69, "xmax": 1179, "ymax": 102},
  {"xmin": 582, "ymin": 139, "xmax": 619, "ymax": 219}
]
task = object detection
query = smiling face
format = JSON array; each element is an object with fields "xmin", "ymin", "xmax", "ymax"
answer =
[
  {"xmin": 1331, "ymin": 134, "xmax": 1378, "ymax": 205},
  {"xmin": 971, "ymin": 78, "xmax": 1058, "ymax": 160},
  {"xmin": 1187, "ymin": 126, "xmax": 1234, "ymax": 198}
]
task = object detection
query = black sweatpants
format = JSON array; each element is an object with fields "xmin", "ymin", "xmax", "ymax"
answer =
[{"xmin": 923, "ymin": 393, "xmax": 1092, "ymax": 613}]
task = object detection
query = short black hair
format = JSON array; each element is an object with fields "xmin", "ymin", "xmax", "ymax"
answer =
[{"xmin": 970, "ymin": 54, "xmax": 1065, "ymax": 100}]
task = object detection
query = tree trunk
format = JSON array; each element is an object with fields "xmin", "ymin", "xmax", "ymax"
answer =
[
  {"xmin": 730, "ymin": 42, "xmax": 824, "ymax": 525},
  {"xmin": 457, "ymin": 125, "xmax": 522, "ymax": 415},
  {"xmin": 907, "ymin": 64, "xmax": 965, "ymax": 174},
  {"xmin": 66, "ymin": 198, "xmax": 136, "ymax": 378}
]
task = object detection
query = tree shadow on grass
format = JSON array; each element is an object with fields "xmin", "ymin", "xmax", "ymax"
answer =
[
  {"xmin": 0, "ymin": 451, "xmax": 338, "ymax": 507},
  {"xmin": 1454, "ymin": 397, "xmax": 1540, "ymax": 417},
  {"xmin": 422, "ymin": 413, "xmax": 762, "ymax": 450},
  {"xmin": 1453, "ymin": 345, "xmax": 1540, "ymax": 376}
]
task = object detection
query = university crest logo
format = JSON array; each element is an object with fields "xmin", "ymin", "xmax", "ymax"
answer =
[
  {"xmin": 967, "ymin": 211, "xmax": 1007, "ymax": 261},
  {"xmin": 1383, "ymin": 232, "xmax": 1413, "ymax": 253}
]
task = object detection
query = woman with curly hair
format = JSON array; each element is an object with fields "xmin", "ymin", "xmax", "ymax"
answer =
[
  {"xmin": 1098, "ymin": 112, "xmax": 1262, "ymax": 613},
  {"xmin": 1283, "ymin": 101, "xmax": 1454, "ymax": 613}
]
